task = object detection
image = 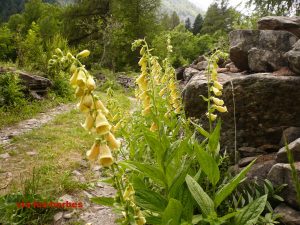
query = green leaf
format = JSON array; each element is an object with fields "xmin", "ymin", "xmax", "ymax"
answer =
[
  {"xmin": 120, "ymin": 161, "xmax": 167, "ymax": 187},
  {"xmin": 234, "ymin": 194, "xmax": 268, "ymax": 225},
  {"xmin": 144, "ymin": 130, "xmax": 165, "ymax": 166},
  {"xmin": 91, "ymin": 197, "xmax": 114, "ymax": 207},
  {"xmin": 195, "ymin": 144, "xmax": 220, "ymax": 186},
  {"xmin": 208, "ymin": 119, "xmax": 221, "ymax": 155},
  {"xmin": 161, "ymin": 198, "xmax": 182, "ymax": 225},
  {"xmin": 185, "ymin": 175, "xmax": 215, "ymax": 217},
  {"xmin": 135, "ymin": 189, "xmax": 168, "ymax": 212},
  {"xmin": 214, "ymin": 159, "xmax": 256, "ymax": 207}
]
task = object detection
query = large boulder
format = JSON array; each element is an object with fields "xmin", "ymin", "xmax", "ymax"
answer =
[
  {"xmin": 274, "ymin": 204, "xmax": 300, "ymax": 225},
  {"xmin": 286, "ymin": 40, "xmax": 300, "ymax": 74},
  {"xmin": 182, "ymin": 71, "xmax": 300, "ymax": 152},
  {"xmin": 258, "ymin": 16, "xmax": 300, "ymax": 38},
  {"xmin": 268, "ymin": 163, "xmax": 300, "ymax": 209},
  {"xmin": 229, "ymin": 30, "xmax": 298, "ymax": 72},
  {"xmin": 277, "ymin": 138, "xmax": 300, "ymax": 163}
]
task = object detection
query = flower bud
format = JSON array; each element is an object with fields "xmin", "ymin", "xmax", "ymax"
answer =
[
  {"xmin": 211, "ymin": 87, "xmax": 222, "ymax": 96},
  {"xmin": 213, "ymin": 81, "xmax": 223, "ymax": 90},
  {"xmin": 214, "ymin": 105, "xmax": 228, "ymax": 113},
  {"xmin": 211, "ymin": 97, "xmax": 224, "ymax": 106},
  {"xmin": 77, "ymin": 50, "xmax": 90, "ymax": 58},
  {"xmin": 206, "ymin": 112, "xmax": 217, "ymax": 121}
]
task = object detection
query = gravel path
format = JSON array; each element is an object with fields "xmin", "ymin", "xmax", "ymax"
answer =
[{"xmin": 0, "ymin": 103, "xmax": 75, "ymax": 147}]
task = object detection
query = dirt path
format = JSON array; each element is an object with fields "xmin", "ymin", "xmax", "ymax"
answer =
[{"xmin": 0, "ymin": 103, "xmax": 75, "ymax": 147}]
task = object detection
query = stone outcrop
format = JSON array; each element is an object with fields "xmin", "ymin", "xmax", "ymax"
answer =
[
  {"xmin": 229, "ymin": 30, "xmax": 298, "ymax": 72},
  {"xmin": 0, "ymin": 67, "xmax": 52, "ymax": 99},
  {"xmin": 286, "ymin": 40, "xmax": 300, "ymax": 74},
  {"xmin": 182, "ymin": 71, "xmax": 300, "ymax": 151},
  {"xmin": 275, "ymin": 204, "xmax": 300, "ymax": 225},
  {"xmin": 258, "ymin": 16, "xmax": 300, "ymax": 38},
  {"xmin": 276, "ymin": 138, "xmax": 300, "ymax": 163}
]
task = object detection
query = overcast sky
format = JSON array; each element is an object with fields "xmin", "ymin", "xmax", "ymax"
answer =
[{"xmin": 188, "ymin": 0, "xmax": 246, "ymax": 11}]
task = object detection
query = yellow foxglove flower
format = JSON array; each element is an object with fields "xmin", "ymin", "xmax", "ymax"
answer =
[
  {"xmin": 136, "ymin": 210, "xmax": 146, "ymax": 225},
  {"xmin": 76, "ymin": 70, "xmax": 87, "ymax": 87},
  {"xmin": 77, "ymin": 50, "xmax": 90, "ymax": 58},
  {"xmin": 98, "ymin": 144, "xmax": 114, "ymax": 167},
  {"xmin": 95, "ymin": 112, "xmax": 111, "ymax": 135},
  {"xmin": 105, "ymin": 132, "xmax": 121, "ymax": 150},
  {"xmin": 78, "ymin": 94, "xmax": 93, "ymax": 113},
  {"xmin": 206, "ymin": 112, "xmax": 217, "ymax": 121},
  {"xmin": 174, "ymin": 107, "xmax": 181, "ymax": 114},
  {"xmin": 138, "ymin": 57, "xmax": 147, "ymax": 67},
  {"xmin": 93, "ymin": 99, "xmax": 109, "ymax": 115},
  {"xmin": 211, "ymin": 87, "xmax": 222, "ymax": 96},
  {"xmin": 143, "ymin": 96, "xmax": 150, "ymax": 108},
  {"xmin": 136, "ymin": 74, "xmax": 148, "ymax": 91},
  {"xmin": 123, "ymin": 184, "xmax": 135, "ymax": 201},
  {"xmin": 70, "ymin": 64, "xmax": 77, "ymax": 73},
  {"xmin": 75, "ymin": 87, "xmax": 85, "ymax": 98},
  {"xmin": 211, "ymin": 68, "xmax": 218, "ymax": 81},
  {"xmin": 173, "ymin": 98, "xmax": 181, "ymax": 109},
  {"xmin": 139, "ymin": 91, "xmax": 148, "ymax": 100},
  {"xmin": 81, "ymin": 113, "xmax": 95, "ymax": 131},
  {"xmin": 142, "ymin": 105, "xmax": 151, "ymax": 116},
  {"xmin": 86, "ymin": 75, "xmax": 96, "ymax": 91},
  {"xmin": 150, "ymin": 122, "xmax": 158, "ymax": 132},
  {"xmin": 70, "ymin": 70, "xmax": 78, "ymax": 87},
  {"xmin": 213, "ymin": 81, "xmax": 223, "ymax": 90},
  {"xmin": 211, "ymin": 97, "xmax": 224, "ymax": 106},
  {"xmin": 168, "ymin": 81, "xmax": 176, "ymax": 90},
  {"xmin": 86, "ymin": 140, "xmax": 100, "ymax": 161},
  {"xmin": 159, "ymin": 87, "xmax": 167, "ymax": 97},
  {"xmin": 214, "ymin": 105, "xmax": 228, "ymax": 113}
]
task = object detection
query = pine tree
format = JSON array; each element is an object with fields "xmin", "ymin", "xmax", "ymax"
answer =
[
  {"xmin": 192, "ymin": 13, "xmax": 203, "ymax": 34},
  {"xmin": 185, "ymin": 17, "xmax": 192, "ymax": 31},
  {"xmin": 170, "ymin": 11, "xmax": 180, "ymax": 29}
]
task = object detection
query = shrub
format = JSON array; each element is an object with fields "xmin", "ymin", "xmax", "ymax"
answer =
[
  {"xmin": 0, "ymin": 26, "xmax": 16, "ymax": 61},
  {"xmin": 0, "ymin": 72, "xmax": 26, "ymax": 108}
]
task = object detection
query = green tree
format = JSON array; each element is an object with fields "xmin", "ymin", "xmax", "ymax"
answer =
[
  {"xmin": 247, "ymin": 0, "xmax": 298, "ymax": 16},
  {"xmin": 185, "ymin": 17, "xmax": 192, "ymax": 31},
  {"xmin": 170, "ymin": 11, "xmax": 180, "ymax": 29},
  {"xmin": 192, "ymin": 13, "xmax": 203, "ymax": 35}
]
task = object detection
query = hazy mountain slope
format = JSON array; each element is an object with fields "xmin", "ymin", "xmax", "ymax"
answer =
[{"xmin": 161, "ymin": 0, "xmax": 204, "ymax": 22}]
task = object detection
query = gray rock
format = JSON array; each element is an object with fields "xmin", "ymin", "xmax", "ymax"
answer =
[
  {"xmin": 277, "ymin": 138, "xmax": 300, "ymax": 163},
  {"xmin": 258, "ymin": 16, "xmax": 300, "ymax": 38},
  {"xmin": 238, "ymin": 147, "xmax": 263, "ymax": 157},
  {"xmin": 246, "ymin": 155, "xmax": 276, "ymax": 182},
  {"xmin": 63, "ymin": 211, "xmax": 75, "ymax": 219},
  {"xmin": 229, "ymin": 30, "xmax": 298, "ymax": 71},
  {"xmin": 26, "ymin": 151, "xmax": 38, "ymax": 156},
  {"xmin": 183, "ymin": 72, "xmax": 300, "ymax": 152},
  {"xmin": 238, "ymin": 156, "xmax": 257, "ymax": 167},
  {"xmin": 275, "ymin": 204, "xmax": 300, "ymax": 225},
  {"xmin": 0, "ymin": 153, "xmax": 10, "ymax": 159},
  {"xmin": 268, "ymin": 162, "xmax": 300, "ymax": 209},
  {"xmin": 195, "ymin": 61, "xmax": 208, "ymax": 71},
  {"xmin": 176, "ymin": 67, "xmax": 186, "ymax": 80},
  {"xmin": 280, "ymin": 127, "xmax": 300, "ymax": 147},
  {"xmin": 183, "ymin": 67, "xmax": 200, "ymax": 82},
  {"xmin": 286, "ymin": 40, "xmax": 300, "ymax": 74},
  {"xmin": 58, "ymin": 194, "xmax": 74, "ymax": 203},
  {"xmin": 53, "ymin": 212, "xmax": 63, "ymax": 222}
]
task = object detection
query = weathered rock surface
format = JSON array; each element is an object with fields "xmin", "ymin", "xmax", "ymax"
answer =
[
  {"xmin": 275, "ymin": 204, "xmax": 300, "ymax": 225},
  {"xmin": 229, "ymin": 30, "xmax": 298, "ymax": 71},
  {"xmin": 183, "ymin": 71, "xmax": 300, "ymax": 152},
  {"xmin": 286, "ymin": 40, "xmax": 300, "ymax": 74},
  {"xmin": 268, "ymin": 162, "xmax": 300, "ymax": 209},
  {"xmin": 183, "ymin": 67, "xmax": 200, "ymax": 82},
  {"xmin": 277, "ymin": 138, "xmax": 300, "ymax": 163},
  {"xmin": 0, "ymin": 67, "xmax": 52, "ymax": 98},
  {"xmin": 280, "ymin": 127, "xmax": 300, "ymax": 147},
  {"xmin": 258, "ymin": 16, "xmax": 300, "ymax": 38}
]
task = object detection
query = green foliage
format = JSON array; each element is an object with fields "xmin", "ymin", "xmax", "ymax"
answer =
[
  {"xmin": 193, "ymin": 14, "xmax": 203, "ymax": 35},
  {"xmin": 152, "ymin": 26, "xmax": 215, "ymax": 67},
  {"xmin": 0, "ymin": 72, "xmax": 26, "ymax": 107},
  {"xmin": 247, "ymin": 0, "xmax": 298, "ymax": 16},
  {"xmin": 0, "ymin": 26, "xmax": 16, "ymax": 61},
  {"xmin": 0, "ymin": 170, "xmax": 57, "ymax": 225}
]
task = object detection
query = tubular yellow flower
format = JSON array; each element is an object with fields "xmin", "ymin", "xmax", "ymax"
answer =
[
  {"xmin": 81, "ymin": 113, "xmax": 95, "ymax": 131},
  {"xmin": 206, "ymin": 112, "xmax": 217, "ymax": 121},
  {"xmin": 105, "ymin": 132, "xmax": 121, "ymax": 150},
  {"xmin": 70, "ymin": 64, "xmax": 77, "ymax": 73},
  {"xmin": 211, "ymin": 97, "xmax": 224, "ymax": 106},
  {"xmin": 211, "ymin": 86, "xmax": 222, "ymax": 96},
  {"xmin": 77, "ymin": 50, "xmax": 90, "ymax": 58},
  {"xmin": 150, "ymin": 122, "xmax": 158, "ymax": 132},
  {"xmin": 173, "ymin": 98, "xmax": 181, "ymax": 109},
  {"xmin": 93, "ymin": 99, "xmax": 109, "ymax": 115},
  {"xmin": 70, "ymin": 70, "xmax": 78, "ymax": 87},
  {"xmin": 98, "ymin": 144, "xmax": 114, "ymax": 167},
  {"xmin": 142, "ymin": 96, "xmax": 150, "ymax": 108},
  {"xmin": 174, "ymin": 107, "xmax": 181, "ymax": 114},
  {"xmin": 123, "ymin": 184, "xmax": 135, "ymax": 201},
  {"xmin": 213, "ymin": 81, "xmax": 223, "ymax": 90},
  {"xmin": 159, "ymin": 87, "xmax": 167, "ymax": 97},
  {"xmin": 86, "ymin": 75, "xmax": 96, "ymax": 91},
  {"xmin": 142, "ymin": 105, "xmax": 151, "ymax": 116},
  {"xmin": 211, "ymin": 68, "xmax": 218, "ymax": 81},
  {"xmin": 76, "ymin": 70, "xmax": 87, "ymax": 87},
  {"xmin": 214, "ymin": 105, "xmax": 228, "ymax": 113},
  {"xmin": 75, "ymin": 87, "xmax": 85, "ymax": 98},
  {"xmin": 136, "ymin": 74, "xmax": 148, "ymax": 91},
  {"xmin": 86, "ymin": 140, "xmax": 100, "ymax": 161},
  {"xmin": 168, "ymin": 81, "xmax": 176, "ymax": 90},
  {"xmin": 136, "ymin": 210, "xmax": 146, "ymax": 225},
  {"xmin": 139, "ymin": 91, "xmax": 148, "ymax": 100},
  {"xmin": 78, "ymin": 94, "xmax": 93, "ymax": 113},
  {"xmin": 138, "ymin": 57, "xmax": 147, "ymax": 67},
  {"xmin": 95, "ymin": 112, "xmax": 111, "ymax": 135}
]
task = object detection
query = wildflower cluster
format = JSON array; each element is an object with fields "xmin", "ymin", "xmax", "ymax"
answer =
[
  {"xmin": 50, "ymin": 49, "xmax": 120, "ymax": 167},
  {"xmin": 206, "ymin": 52, "xmax": 228, "ymax": 123}
]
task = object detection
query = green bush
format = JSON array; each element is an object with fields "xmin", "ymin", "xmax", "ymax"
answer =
[
  {"xmin": 0, "ymin": 26, "xmax": 16, "ymax": 61},
  {"xmin": 0, "ymin": 72, "xmax": 26, "ymax": 107}
]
